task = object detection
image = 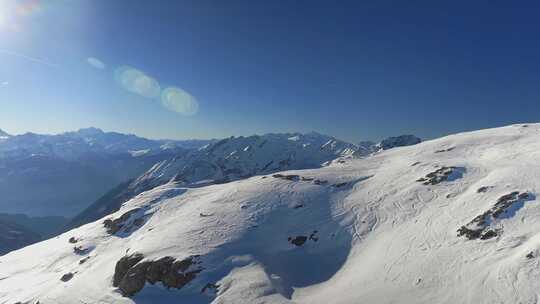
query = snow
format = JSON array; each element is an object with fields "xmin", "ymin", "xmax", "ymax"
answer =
[
  {"xmin": 3, "ymin": 124, "xmax": 540, "ymax": 303},
  {"xmin": 129, "ymin": 132, "xmax": 357, "ymax": 191}
]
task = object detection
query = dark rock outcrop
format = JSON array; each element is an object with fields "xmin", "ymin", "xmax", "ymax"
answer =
[
  {"xmin": 457, "ymin": 191, "xmax": 534, "ymax": 240},
  {"xmin": 60, "ymin": 272, "xmax": 74, "ymax": 282},
  {"xmin": 113, "ymin": 253, "xmax": 203, "ymax": 297},
  {"xmin": 435, "ymin": 147, "xmax": 455, "ymax": 153},
  {"xmin": 288, "ymin": 231, "xmax": 319, "ymax": 246},
  {"xmin": 378, "ymin": 135, "xmax": 421, "ymax": 150},
  {"xmin": 288, "ymin": 236, "xmax": 308, "ymax": 246},
  {"xmin": 103, "ymin": 208, "xmax": 146, "ymax": 235},
  {"xmin": 272, "ymin": 174, "xmax": 300, "ymax": 181},
  {"xmin": 417, "ymin": 167, "xmax": 464, "ymax": 185}
]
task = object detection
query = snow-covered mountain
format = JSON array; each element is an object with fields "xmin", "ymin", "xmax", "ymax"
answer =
[
  {"xmin": 0, "ymin": 127, "xmax": 211, "ymax": 160},
  {"xmin": 66, "ymin": 132, "xmax": 357, "ymax": 230},
  {"xmin": 0, "ymin": 128, "xmax": 212, "ymax": 218},
  {"xmin": 3, "ymin": 123, "xmax": 539, "ymax": 303},
  {"xmin": 0, "ymin": 128, "xmax": 10, "ymax": 141},
  {"xmin": 133, "ymin": 132, "xmax": 357, "ymax": 189},
  {"xmin": 352, "ymin": 135, "xmax": 422, "ymax": 157}
]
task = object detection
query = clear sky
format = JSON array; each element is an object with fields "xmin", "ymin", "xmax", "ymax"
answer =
[{"xmin": 1, "ymin": 1, "xmax": 540, "ymax": 142}]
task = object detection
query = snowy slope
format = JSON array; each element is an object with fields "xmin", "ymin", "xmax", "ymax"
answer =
[
  {"xmin": 66, "ymin": 132, "xmax": 357, "ymax": 229},
  {"xmin": 3, "ymin": 124, "xmax": 540, "ymax": 303}
]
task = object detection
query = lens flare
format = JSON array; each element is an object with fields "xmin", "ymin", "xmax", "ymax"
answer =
[
  {"xmin": 114, "ymin": 66, "xmax": 160, "ymax": 99},
  {"xmin": 161, "ymin": 87, "xmax": 199, "ymax": 116}
]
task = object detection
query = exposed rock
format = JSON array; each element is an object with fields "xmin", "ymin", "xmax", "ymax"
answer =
[
  {"xmin": 73, "ymin": 246, "xmax": 90, "ymax": 255},
  {"xmin": 288, "ymin": 236, "xmax": 308, "ymax": 246},
  {"xmin": 272, "ymin": 174, "xmax": 300, "ymax": 181},
  {"xmin": 313, "ymin": 179, "xmax": 328, "ymax": 185},
  {"xmin": 457, "ymin": 191, "xmax": 534, "ymax": 240},
  {"xmin": 309, "ymin": 230, "xmax": 319, "ymax": 242},
  {"xmin": 435, "ymin": 147, "xmax": 455, "ymax": 153},
  {"xmin": 526, "ymin": 251, "xmax": 535, "ymax": 259},
  {"xmin": 60, "ymin": 272, "xmax": 74, "ymax": 282},
  {"xmin": 378, "ymin": 135, "xmax": 421, "ymax": 150},
  {"xmin": 411, "ymin": 161, "xmax": 421, "ymax": 166},
  {"xmin": 68, "ymin": 237, "xmax": 78, "ymax": 244},
  {"xmin": 288, "ymin": 231, "xmax": 319, "ymax": 246},
  {"xmin": 103, "ymin": 208, "xmax": 146, "ymax": 235},
  {"xmin": 113, "ymin": 253, "xmax": 203, "ymax": 297},
  {"xmin": 79, "ymin": 256, "xmax": 90, "ymax": 264},
  {"xmin": 201, "ymin": 282, "xmax": 219, "ymax": 296},
  {"xmin": 417, "ymin": 166, "xmax": 463, "ymax": 185},
  {"xmin": 477, "ymin": 186, "xmax": 492, "ymax": 193},
  {"xmin": 118, "ymin": 261, "xmax": 151, "ymax": 296},
  {"xmin": 113, "ymin": 253, "xmax": 145, "ymax": 287}
]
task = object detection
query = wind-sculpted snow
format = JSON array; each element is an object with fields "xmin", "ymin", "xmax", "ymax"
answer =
[{"xmin": 5, "ymin": 124, "xmax": 540, "ymax": 304}]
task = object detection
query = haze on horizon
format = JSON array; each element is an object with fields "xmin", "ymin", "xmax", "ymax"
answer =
[{"xmin": 1, "ymin": 1, "xmax": 540, "ymax": 142}]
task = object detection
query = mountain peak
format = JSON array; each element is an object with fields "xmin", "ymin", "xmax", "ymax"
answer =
[
  {"xmin": 378, "ymin": 134, "xmax": 421, "ymax": 150},
  {"xmin": 0, "ymin": 128, "xmax": 11, "ymax": 138},
  {"xmin": 74, "ymin": 127, "xmax": 105, "ymax": 137}
]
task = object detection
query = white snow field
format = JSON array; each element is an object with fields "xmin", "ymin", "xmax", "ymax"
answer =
[{"xmin": 3, "ymin": 123, "xmax": 540, "ymax": 304}]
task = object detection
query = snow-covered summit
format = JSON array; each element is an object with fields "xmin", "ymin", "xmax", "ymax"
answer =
[
  {"xmin": 130, "ymin": 132, "xmax": 356, "ymax": 190},
  {"xmin": 65, "ymin": 132, "xmax": 357, "ymax": 228},
  {"xmin": 3, "ymin": 123, "xmax": 540, "ymax": 303},
  {"xmin": 0, "ymin": 128, "xmax": 11, "ymax": 140},
  {"xmin": 377, "ymin": 134, "xmax": 421, "ymax": 150},
  {"xmin": 352, "ymin": 134, "xmax": 422, "ymax": 157},
  {"xmin": 0, "ymin": 128, "xmax": 209, "ymax": 161}
]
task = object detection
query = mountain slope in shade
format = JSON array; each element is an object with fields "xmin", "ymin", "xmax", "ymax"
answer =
[
  {"xmin": 352, "ymin": 135, "xmax": 422, "ymax": 158},
  {"xmin": 3, "ymin": 124, "xmax": 540, "ymax": 303},
  {"xmin": 0, "ymin": 128, "xmax": 211, "ymax": 218},
  {"xmin": 0, "ymin": 219, "xmax": 41, "ymax": 255},
  {"xmin": 64, "ymin": 132, "xmax": 357, "ymax": 230}
]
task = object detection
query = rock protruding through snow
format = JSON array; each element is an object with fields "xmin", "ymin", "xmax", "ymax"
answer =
[
  {"xmin": 457, "ymin": 191, "xmax": 534, "ymax": 240},
  {"xmin": 113, "ymin": 253, "xmax": 203, "ymax": 296}
]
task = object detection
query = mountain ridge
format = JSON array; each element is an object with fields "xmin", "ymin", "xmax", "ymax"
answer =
[{"xmin": 2, "ymin": 123, "xmax": 538, "ymax": 303}]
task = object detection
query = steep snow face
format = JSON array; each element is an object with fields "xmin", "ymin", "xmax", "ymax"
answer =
[{"xmin": 5, "ymin": 124, "xmax": 540, "ymax": 304}]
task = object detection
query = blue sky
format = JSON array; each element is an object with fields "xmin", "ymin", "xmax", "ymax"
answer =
[{"xmin": 1, "ymin": 1, "xmax": 540, "ymax": 142}]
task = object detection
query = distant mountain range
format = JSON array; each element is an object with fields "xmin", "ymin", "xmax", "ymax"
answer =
[{"xmin": 0, "ymin": 128, "xmax": 213, "ymax": 218}]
